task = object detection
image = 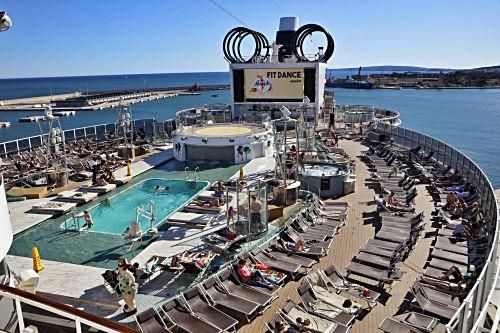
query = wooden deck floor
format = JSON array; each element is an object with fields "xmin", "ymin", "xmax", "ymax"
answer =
[{"xmin": 238, "ymin": 139, "xmax": 437, "ymax": 333}]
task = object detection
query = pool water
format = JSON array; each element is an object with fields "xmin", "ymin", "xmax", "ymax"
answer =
[
  {"xmin": 66, "ymin": 179, "xmax": 207, "ymax": 234},
  {"xmin": 302, "ymin": 164, "xmax": 348, "ymax": 177}
]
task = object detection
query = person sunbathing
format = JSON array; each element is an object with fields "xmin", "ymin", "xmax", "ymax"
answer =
[
  {"xmin": 237, "ymin": 259, "xmax": 275, "ymax": 290},
  {"xmin": 190, "ymin": 198, "xmax": 224, "ymax": 207},
  {"xmin": 444, "ymin": 191, "xmax": 459, "ymax": 211},
  {"xmin": 387, "ymin": 191, "xmax": 414, "ymax": 212},
  {"xmin": 438, "ymin": 265, "xmax": 478, "ymax": 283},
  {"xmin": 96, "ymin": 176, "xmax": 109, "ymax": 186},
  {"xmin": 278, "ymin": 238, "xmax": 307, "ymax": 252},
  {"xmin": 451, "ymin": 220, "xmax": 474, "ymax": 238},
  {"xmin": 143, "ymin": 256, "xmax": 160, "ymax": 274},
  {"xmin": 172, "ymin": 251, "xmax": 214, "ymax": 269},
  {"xmin": 104, "ymin": 168, "xmax": 115, "ymax": 182},
  {"xmin": 420, "ymin": 275, "xmax": 471, "ymax": 292}
]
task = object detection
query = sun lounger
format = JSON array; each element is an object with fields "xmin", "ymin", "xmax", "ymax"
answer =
[
  {"xmin": 411, "ymin": 283, "xmax": 457, "ymax": 319},
  {"xmin": 293, "ymin": 218, "xmax": 336, "ymax": 237},
  {"xmin": 77, "ymin": 183, "xmax": 116, "ymax": 194},
  {"xmin": 297, "ymin": 215, "xmax": 339, "ymax": 234},
  {"xmin": 346, "ymin": 261, "xmax": 402, "ymax": 286},
  {"xmin": 428, "ymin": 258, "xmax": 469, "ymax": 273},
  {"xmin": 135, "ymin": 308, "xmax": 171, "ymax": 333},
  {"xmin": 416, "ymin": 282, "xmax": 462, "ymax": 308},
  {"xmin": 379, "ymin": 224, "xmax": 412, "ymax": 235},
  {"xmin": 230, "ymin": 262, "xmax": 282, "ymax": 295},
  {"xmin": 379, "ymin": 317, "xmax": 424, "ymax": 333},
  {"xmin": 160, "ymin": 299, "xmax": 220, "ymax": 333},
  {"xmin": 274, "ymin": 238, "xmax": 325, "ymax": 260},
  {"xmin": 267, "ymin": 312, "xmax": 316, "ymax": 333},
  {"xmin": 392, "ymin": 311, "xmax": 446, "ymax": 333},
  {"xmin": 355, "ymin": 252, "xmax": 397, "ymax": 269},
  {"xmin": 320, "ymin": 265, "xmax": 381, "ymax": 308},
  {"xmin": 181, "ymin": 287, "xmax": 238, "ymax": 332},
  {"xmin": 31, "ymin": 201, "xmax": 77, "ymax": 214},
  {"xmin": 433, "ymin": 239, "xmax": 470, "ymax": 255},
  {"xmin": 111, "ymin": 176, "xmax": 132, "ymax": 185},
  {"xmin": 184, "ymin": 204, "xmax": 225, "ymax": 215},
  {"xmin": 264, "ymin": 243, "xmax": 317, "ymax": 268},
  {"xmin": 430, "ymin": 248, "xmax": 470, "ymax": 266},
  {"xmin": 296, "ymin": 280, "xmax": 356, "ymax": 325},
  {"xmin": 196, "ymin": 190, "xmax": 232, "ymax": 201},
  {"xmin": 359, "ymin": 243, "xmax": 401, "ymax": 259},
  {"xmin": 264, "ymin": 248, "xmax": 316, "ymax": 269},
  {"xmin": 306, "ymin": 273, "xmax": 363, "ymax": 315},
  {"xmin": 380, "ymin": 212, "xmax": 423, "ymax": 223},
  {"xmin": 284, "ymin": 227, "xmax": 333, "ymax": 250},
  {"xmin": 280, "ymin": 300, "xmax": 347, "ymax": 333},
  {"xmin": 167, "ymin": 212, "xmax": 213, "ymax": 226},
  {"xmin": 366, "ymin": 238, "xmax": 405, "ymax": 252},
  {"xmin": 55, "ymin": 190, "xmax": 98, "ymax": 204},
  {"xmin": 250, "ymin": 250, "xmax": 302, "ymax": 277},
  {"xmin": 201, "ymin": 276, "xmax": 260, "ymax": 323},
  {"xmin": 375, "ymin": 230, "xmax": 411, "ymax": 244},
  {"xmin": 423, "ymin": 266, "xmax": 451, "ymax": 280},
  {"xmin": 216, "ymin": 268, "xmax": 273, "ymax": 308},
  {"xmin": 289, "ymin": 224, "xmax": 329, "ymax": 242}
]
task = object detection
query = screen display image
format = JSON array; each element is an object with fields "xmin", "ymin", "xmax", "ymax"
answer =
[{"xmin": 244, "ymin": 68, "xmax": 304, "ymax": 102}]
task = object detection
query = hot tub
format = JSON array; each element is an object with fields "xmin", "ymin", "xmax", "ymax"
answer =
[{"xmin": 298, "ymin": 163, "xmax": 350, "ymax": 198}]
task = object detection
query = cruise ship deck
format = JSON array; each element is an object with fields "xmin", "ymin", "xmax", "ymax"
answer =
[{"xmin": 239, "ymin": 138, "xmax": 437, "ymax": 333}]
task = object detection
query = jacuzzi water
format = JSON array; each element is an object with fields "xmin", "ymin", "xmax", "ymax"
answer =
[
  {"xmin": 302, "ymin": 164, "xmax": 348, "ymax": 177},
  {"xmin": 64, "ymin": 179, "xmax": 207, "ymax": 234}
]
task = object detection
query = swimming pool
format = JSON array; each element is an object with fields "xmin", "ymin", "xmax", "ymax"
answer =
[{"xmin": 63, "ymin": 179, "xmax": 208, "ymax": 234}]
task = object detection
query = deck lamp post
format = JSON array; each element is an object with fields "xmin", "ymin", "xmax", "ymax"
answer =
[{"xmin": 0, "ymin": 11, "xmax": 12, "ymax": 32}]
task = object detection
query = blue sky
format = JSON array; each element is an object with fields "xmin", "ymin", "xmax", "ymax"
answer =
[{"xmin": 1, "ymin": 0, "xmax": 499, "ymax": 78}]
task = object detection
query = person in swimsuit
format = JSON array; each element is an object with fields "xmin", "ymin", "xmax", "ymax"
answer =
[
  {"xmin": 278, "ymin": 238, "xmax": 307, "ymax": 252},
  {"xmin": 83, "ymin": 211, "xmax": 94, "ymax": 229},
  {"xmin": 237, "ymin": 259, "xmax": 274, "ymax": 290}
]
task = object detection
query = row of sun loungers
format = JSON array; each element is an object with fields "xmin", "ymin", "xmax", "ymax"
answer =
[
  {"xmin": 135, "ymin": 263, "xmax": 284, "ymax": 332},
  {"xmin": 345, "ymin": 149, "xmax": 426, "ymax": 288},
  {"xmin": 1, "ymin": 134, "xmax": 153, "ymax": 184},
  {"xmin": 373, "ymin": 142, "xmax": 490, "ymax": 331},
  {"xmin": 30, "ymin": 177, "xmax": 132, "ymax": 214}
]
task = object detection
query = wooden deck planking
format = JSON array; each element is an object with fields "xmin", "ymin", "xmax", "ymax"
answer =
[{"xmin": 238, "ymin": 139, "xmax": 438, "ymax": 333}]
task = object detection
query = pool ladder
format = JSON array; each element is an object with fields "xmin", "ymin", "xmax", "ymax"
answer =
[{"xmin": 185, "ymin": 167, "xmax": 200, "ymax": 183}]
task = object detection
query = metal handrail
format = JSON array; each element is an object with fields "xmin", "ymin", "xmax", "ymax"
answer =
[
  {"xmin": 375, "ymin": 123, "xmax": 499, "ymax": 332},
  {"xmin": 0, "ymin": 118, "xmax": 155, "ymax": 156},
  {"xmin": 0, "ymin": 284, "xmax": 137, "ymax": 333}
]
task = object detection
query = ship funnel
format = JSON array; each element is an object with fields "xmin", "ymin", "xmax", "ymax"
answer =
[
  {"xmin": 276, "ymin": 17, "xmax": 299, "ymax": 62},
  {"xmin": 279, "ymin": 17, "xmax": 299, "ymax": 32}
]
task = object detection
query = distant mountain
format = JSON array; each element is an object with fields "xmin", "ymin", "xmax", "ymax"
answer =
[{"xmin": 330, "ymin": 65, "xmax": 456, "ymax": 72}]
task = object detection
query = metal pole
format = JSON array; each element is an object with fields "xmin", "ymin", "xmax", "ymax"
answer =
[
  {"xmin": 283, "ymin": 119, "xmax": 287, "ymax": 186},
  {"xmin": 15, "ymin": 298, "xmax": 25, "ymax": 331},
  {"xmin": 248, "ymin": 186, "xmax": 251, "ymax": 236},
  {"xmin": 76, "ymin": 318, "xmax": 83, "ymax": 333},
  {"xmin": 236, "ymin": 181, "xmax": 240, "ymax": 230}
]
